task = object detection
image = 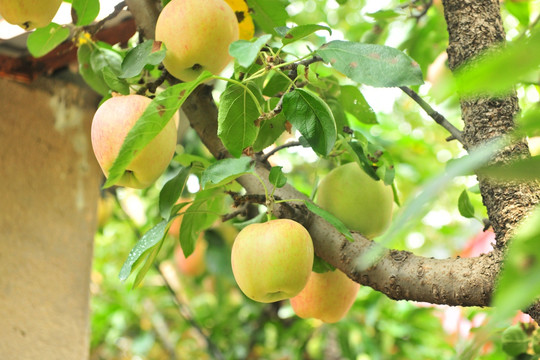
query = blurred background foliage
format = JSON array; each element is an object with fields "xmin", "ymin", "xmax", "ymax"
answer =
[{"xmin": 90, "ymin": 0, "xmax": 540, "ymax": 358}]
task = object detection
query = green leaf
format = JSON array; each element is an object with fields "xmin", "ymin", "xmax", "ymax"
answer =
[
  {"xmin": 478, "ymin": 155, "xmax": 540, "ymax": 182},
  {"xmin": 104, "ymin": 71, "xmax": 212, "ymax": 188},
  {"xmin": 159, "ymin": 166, "xmax": 192, "ymax": 219},
  {"xmin": 101, "ymin": 67, "xmax": 130, "ymax": 95},
  {"xmin": 344, "ymin": 141, "xmax": 379, "ymax": 180},
  {"xmin": 72, "ymin": 0, "xmax": 100, "ymax": 26},
  {"xmin": 180, "ymin": 190, "xmax": 225, "ymax": 257},
  {"xmin": 312, "ymin": 254, "xmax": 335, "ymax": 273},
  {"xmin": 276, "ymin": 24, "xmax": 332, "ymax": 45},
  {"xmin": 269, "ymin": 166, "xmax": 287, "ymax": 188},
  {"xmin": 492, "ymin": 206, "xmax": 540, "ymax": 323},
  {"xmin": 253, "ymin": 98, "xmax": 287, "ymax": 152},
  {"xmin": 77, "ymin": 43, "xmax": 109, "ymax": 96},
  {"xmin": 245, "ymin": 0, "xmax": 289, "ymax": 35},
  {"xmin": 501, "ymin": 325, "xmax": 530, "ymax": 356},
  {"xmin": 217, "ymin": 82, "xmax": 263, "ymax": 157},
  {"xmin": 262, "ymin": 71, "xmax": 291, "ymax": 97},
  {"xmin": 121, "ymin": 40, "xmax": 166, "ymax": 78},
  {"xmin": 132, "ymin": 237, "xmax": 165, "ymax": 288},
  {"xmin": 282, "ymin": 88, "xmax": 337, "ymax": 156},
  {"xmin": 304, "ymin": 201, "xmax": 354, "ymax": 242},
  {"xmin": 200, "ymin": 157, "xmax": 253, "ymax": 189},
  {"xmin": 316, "ymin": 40, "xmax": 424, "ymax": 87},
  {"xmin": 326, "ymin": 98, "xmax": 349, "ymax": 135},
  {"xmin": 119, "ymin": 220, "xmax": 169, "ymax": 281},
  {"xmin": 27, "ymin": 23, "xmax": 70, "ymax": 58},
  {"xmin": 339, "ymin": 85, "xmax": 377, "ymax": 124},
  {"xmin": 90, "ymin": 47, "xmax": 123, "ymax": 74},
  {"xmin": 229, "ymin": 34, "xmax": 272, "ymax": 68},
  {"xmin": 458, "ymin": 189, "xmax": 475, "ymax": 218}
]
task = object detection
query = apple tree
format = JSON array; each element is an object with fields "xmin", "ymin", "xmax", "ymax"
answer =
[{"xmin": 7, "ymin": 0, "xmax": 540, "ymax": 357}]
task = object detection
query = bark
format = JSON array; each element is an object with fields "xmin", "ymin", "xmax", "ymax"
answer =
[{"xmin": 126, "ymin": 0, "xmax": 540, "ymax": 321}]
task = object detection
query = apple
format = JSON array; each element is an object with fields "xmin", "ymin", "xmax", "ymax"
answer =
[
  {"xmin": 316, "ymin": 162, "xmax": 394, "ymax": 238},
  {"xmin": 290, "ymin": 269, "xmax": 360, "ymax": 323},
  {"xmin": 91, "ymin": 94, "xmax": 178, "ymax": 189},
  {"xmin": 175, "ymin": 233, "xmax": 207, "ymax": 276},
  {"xmin": 155, "ymin": 0, "xmax": 239, "ymax": 82},
  {"xmin": 231, "ymin": 219, "xmax": 314, "ymax": 303},
  {"xmin": 0, "ymin": 0, "xmax": 62, "ymax": 30}
]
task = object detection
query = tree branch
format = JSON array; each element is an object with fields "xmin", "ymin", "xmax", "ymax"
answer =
[{"xmin": 399, "ymin": 86, "xmax": 464, "ymax": 144}]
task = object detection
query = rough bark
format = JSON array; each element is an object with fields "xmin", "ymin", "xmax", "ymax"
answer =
[{"xmin": 127, "ymin": 0, "xmax": 539, "ymax": 321}]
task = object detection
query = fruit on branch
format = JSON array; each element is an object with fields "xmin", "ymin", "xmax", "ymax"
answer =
[
  {"xmin": 175, "ymin": 233, "xmax": 207, "ymax": 276},
  {"xmin": 0, "ymin": 0, "xmax": 62, "ymax": 30},
  {"xmin": 91, "ymin": 94, "xmax": 178, "ymax": 189},
  {"xmin": 231, "ymin": 219, "xmax": 314, "ymax": 303},
  {"xmin": 316, "ymin": 162, "xmax": 394, "ymax": 238},
  {"xmin": 290, "ymin": 268, "xmax": 360, "ymax": 323},
  {"xmin": 155, "ymin": 0, "xmax": 239, "ymax": 82}
]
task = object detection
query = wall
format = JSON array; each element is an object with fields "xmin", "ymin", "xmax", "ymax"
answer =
[{"xmin": 0, "ymin": 74, "xmax": 101, "ymax": 359}]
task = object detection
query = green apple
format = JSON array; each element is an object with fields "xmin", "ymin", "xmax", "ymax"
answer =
[
  {"xmin": 155, "ymin": 0, "xmax": 239, "ymax": 81},
  {"xmin": 231, "ymin": 219, "xmax": 314, "ymax": 303},
  {"xmin": 0, "ymin": 0, "xmax": 62, "ymax": 30},
  {"xmin": 91, "ymin": 94, "xmax": 178, "ymax": 189},
  {"xmin": 316, "ymin": 162, "xmax": 394, "ymax": 238},
  {"xmin": 175, "ymin": 234, "xmax": 207, "ymax": 276},
  {"xmin": 290, "ymin": 268, "xmax": 360, "ymax": 323}
]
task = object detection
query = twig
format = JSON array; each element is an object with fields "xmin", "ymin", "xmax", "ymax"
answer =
[
  {"xmin": 399, "ymin": 86, "xmax": 464, "ymax": 144},
  {"xmin": 261, "ymin": 141, "xmax": 303, "ymax": 162},
  {"xmin": 83, "ymin": 1, "xmax": 127, "ymax": 35},
  {"xmin": 136, "ymin": 66, "xmax": 169, "ymax": 95},
  {"xmin": 283, "ymin": 55, "xmax": 324, "ymax": 80},
  {"xmin": 221, "ymin": 203, "xmax": 249, "ymax": 222},
  {"xmin": 154, "ymin": 263, "xmax": 225, "ymax": 360}
]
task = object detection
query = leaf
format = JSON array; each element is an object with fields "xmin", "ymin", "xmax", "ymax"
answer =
[
  {"xmin": 312, "ymin": 254, "xmax": 335, "ymax": 273},
  {"xmin": 132, "ymin": 238, "xmax": 165, "ymax": 288},
  {"xmin": 253, "ymin": 98, "xmax": 287, "ymax": 152},
  {"xmin": 72, "ymin": 0, "xmax": 100, "ymax": 26},
  {"xmin": 27, "ymin": 23, "xmax": 70, "ymax": 58},
  {"xmin": 316, "ymin": 40, "xmax": 424, "ymax": 87},
  {"xmin": 458, "ymin": 189, "xmax": 475, "ymax": 218},
  {"xmin": 339, "ymin": 85, "xmax": 377, "ymax": 124},
  {"xmin": 276, "ymin": 24, "xmax": 332, "ymax": 45},
  {"xmin": 492, "ymin": 206, "xmax": 540, "ymax": 323},
  {"xmin": 344, "ymin": 141, "xmax": 379, "ymax": 180},
  {"xmin": 77, "ymin": 43, "xmax": 109, "ymax": 96},
  {"xmin": 245, "ymin": 0, "xmax": 289, "ymax": 35},
  {"xmin": 101, "ymin": 67, "xmax": 130, "ymax": 95},
  {"xmin": 262, "ymin": 71, "xmax": 291, "ymax": 97},
  {"xmin": 159, "ymin": 165, "xmax": 192, "ymax": 219},
  {"xmin": 200, "ymin": 157, "xmax": 253, "ymax": 189},
  {"xmin": 217, "ymin": 82, "xmax": 263, "ymax": 157},
  {"xmin": 326, "ymin": 98, "xmax": 349, "ymax": 135},
  {"xmin": 304, "ymin": 201, "xmax": 354, "ymax": 242},
  {"xmin": 121, "ymin": 40, "xmax": 166, "ymax": 78},
  {"xmin": 269, "ymin": 166, "xmax": 287, "ymax": 188},
  {"xmin": 501, "ymin": 325, "xmax": 530, "ymax": 356},
  {"xmin": 478, "ymin": 155, "xmax": 540, "ymax": 182},
  {"xmin": 282, "ymin": 89, "xmax": 337, "ymax": 156},
  {"xmin": 229, "ymin": 34, "xmax": 272, "ymax": 68},
  {"xmin": 118, "ymin": 220, "xmax": 169, "ymax": 281},
  {"xmin": 104, "ymin": 71, "xmax": 213, "ymax": 188},
  {"xmin": 90, "ymin": 47, "xmax": 123, "ymax": 74}
]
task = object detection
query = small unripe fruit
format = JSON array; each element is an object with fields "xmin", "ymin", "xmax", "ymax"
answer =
[
  {"xmin": 91, "ymin": 94, "xmax": 178, "ymax": 189},
  {"xmin": 231, "ymin": 219, "xmax": 314, "ymax": 303},
  {"xmin": 316, "ymin": 162, "xmax": 393, "ymax": 238}
]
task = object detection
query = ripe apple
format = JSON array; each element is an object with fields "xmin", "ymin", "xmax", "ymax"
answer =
[
  {"xmin": 155, "ymin": 0, "xmax": 239, "ymax": 82},
  {"xmin": 175, "ymin": 233, "xmax": 207, "ymax": 276},
  {"xmin": 0, "ymin": 0, "xmax": 62, "ymax": 30},
  {"xmin": 316, "ymin": 162, "xmax": 394, "ymax": 238},
  {"xmin": 91, "ymin": 94, "xmax": 178, "ymax": 189},
  {"xmin": 231, "ymin": 219, "xmax": 314, "ymax": 303},
  {"xmin": 290, "ymin": 269, "xmax": 360, "ymax": 323}
]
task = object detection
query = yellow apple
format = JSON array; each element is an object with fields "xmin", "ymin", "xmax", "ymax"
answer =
[
  {"xmin": 155, "ymin": 0, "xmax": 239, "ymax": 82},
  {"xmin": 0, "ymin": 0, "xmax": 62, "ymax": 30},
  {"xmin": 316, "ymin": 162, "xmax": 394, "ymax": 238},
  {"xmin": 175, "ymin": 233, "xmax": 207, "ymax": 276},
  {"xmin": 231, "ymin": 219, "xmax": 314, "ymax": 303},
  {"xmin": 91, "ymin": 94, "xmax": 178, "ymax": 189},
  {"xmin": 290, "ymin": 269, "xmax": 360, "ymax": 323}
]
